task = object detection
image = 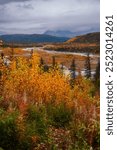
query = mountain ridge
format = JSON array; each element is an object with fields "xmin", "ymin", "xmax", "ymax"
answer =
[
  {"xmin": 44, "ymin": 29, "xmax": 100, "ymax": 38},
  {"xmin": 66, "ymin": 32, "xmax": 100, "ymax": 44},
  {"xmin": 0, "ymin": 34, "xmax": 69, "ymax": 43}
]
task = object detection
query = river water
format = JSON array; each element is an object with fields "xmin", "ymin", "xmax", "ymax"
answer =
[
  {"xmin": 22, "ymin": 47, "xmax": 99, "ymax": 78},
  {"xmin": 1, "ymin": 47, "xmax": 99, "ymax": 78},
  {"xmin": 22, "ymin": 47, "xmax": 100, "ymax": 58}
]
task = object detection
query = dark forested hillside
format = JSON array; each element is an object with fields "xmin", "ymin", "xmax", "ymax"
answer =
[{"xmin": 0, "ymin": 34, "xmax": 69, "ymax": 43}]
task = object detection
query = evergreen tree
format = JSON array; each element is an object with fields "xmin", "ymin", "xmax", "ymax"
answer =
[
  {"xmin": 43, "ymin": 64, "xmax": 49, "ymax": 72},
  {"xmin": 94, "ymin": 58, "xmax": 100, "ymax": 88},
  {"xmin": 30, "ymin": 49, "xmax": 34, "ymax": 58},
  {"xmin": 70, "ymin": 59, "xmax": 76, "ymax": 87},
  {"xmin": 39, "ymin": 57, "xmax": 49, "ymax": 72},
  {"xmin": 60, "ymin": 63, "xmax": 64, "ymax": 75},
  {"xmin": 40, "ymin": 57, "xmax": 44, "ymax": 66},
  {"xmin": 1, "ymin": 52, "xmax": 4, "ymax": 59},
  {"xmin": 52, "ymin": 56, "xmax": 56, "ymax": 68},
  {"xmin": 84, "ymin": 53, "xmax": 91, "ymax": 79},
  {"xmin": 70, "ymin": 59, "xmax": 76, "ymax": 79}
]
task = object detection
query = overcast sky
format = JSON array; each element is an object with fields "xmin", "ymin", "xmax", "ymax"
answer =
[{"xmin": 0, "ymin": 0, "xmax": 100, "ymax": 35}]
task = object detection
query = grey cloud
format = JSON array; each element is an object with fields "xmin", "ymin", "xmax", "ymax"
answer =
[
  {"xmin": 0, "ymin": 0, "xmax": 53, "ymax": 5},
  {"xmin": 17, "ymin": 3, "xmax": 34, "ymax": 9},
  {"xmin": 0, "ymin": 0, "xmax": 100, "ymax": 35},
  {"xmin": 0, "ymin": 0, "xmax": 30, "ymax": 5}
]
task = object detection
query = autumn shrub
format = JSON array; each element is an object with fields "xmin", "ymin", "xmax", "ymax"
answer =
[
  {"xmin": 69, "ymin": 118, "xmax": 99, "ymax": 150},
  {"xmin": 0, "ymin": 110, "xmax": 19, "ymax": 150},
  {"xmin": 3, "ymin": 54, "xmax": 71, "ymax": 106},
  {"xmin": 1, "ymin": 53, "xmax": 100, "ymax": 150},
  {"xmin": 26, "ymin": 105, "xmax": 48, "ymax": 140},
  {"xmin": 47, "ymin": 103, "xmax": 73, "ymax": 128}
]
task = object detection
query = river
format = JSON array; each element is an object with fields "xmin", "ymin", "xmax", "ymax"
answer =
[{"xmin": 22, "ymin": 47, "xmax": 100, "ymax": 58}]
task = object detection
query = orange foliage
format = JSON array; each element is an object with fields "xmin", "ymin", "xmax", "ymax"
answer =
[
  {"xmin": 0, "ymin": 52, "xmax": 100, "ymax": 149},
  {"xmin": 3, "ymin": 54, "xmax": 70, "ymax": 106},
  {"xmin": 2, "ymin": 53, "xmax": 99, "ymax": 120}
]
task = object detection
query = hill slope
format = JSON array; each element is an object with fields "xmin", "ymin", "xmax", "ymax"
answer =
[
  {"xmin": 0, "ymin": 34, "xmax": 69, "ymax": 43},
  {"xmin": 66, "ymin": 32, "xmax": 100, "ymax": 44},
  {"xmin": 44, "ymin": 32, "xmax": 100, "ymax": 54}
]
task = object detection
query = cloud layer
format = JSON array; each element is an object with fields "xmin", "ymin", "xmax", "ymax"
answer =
[
  {"xmin": 0, "ymin": 0, "xmax": 100, "ymax": 34},
  {"xmin": 0, "ymin": 0, "xmax": 30, "ymax": 5}
]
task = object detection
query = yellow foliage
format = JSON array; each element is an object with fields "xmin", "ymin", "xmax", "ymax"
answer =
[
  {"xmin": 2, "ymin": 53, "xmax": 99, "ymax": 122},
  {"xmin": 3, "ymin": 54, "xmax": 70, "ymax": 106}
]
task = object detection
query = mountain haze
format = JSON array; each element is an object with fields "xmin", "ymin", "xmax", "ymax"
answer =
[{"xmin": 44, "ymin": 30, "xmax": 77, "ymax": 38}]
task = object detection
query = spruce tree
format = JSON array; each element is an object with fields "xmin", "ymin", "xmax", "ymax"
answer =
[
  {"xmin": 52, "ymin": 56, "xmax": 56, "ymax": 68},
  {"xmin": 30, "ymin": 49, "xmax": 34, "ymax": 58},
  {"xmin": 1, "ymin": 52, "xmax": 4, "ymax": 59},
  {"xmin": 70, "ymin": 59, "xmax": 76, "ymax": 87},
  {"xmin": 40, "ymin": 57, "xmax": 44, "ymax": 66},
  {"xmin": 94, "ymin": 58, "xmax": 100, "ymax": 88},
  {"xmin": 70, "ymin": 59, "xmax": 76, "ymax": 79},
  {"xmin": 84, "ymin": 53, "xmax": 91, "ymax": 79},
  {"xmin": 60, "ymin": 63, "xmax": 64, "ymax": 75}
]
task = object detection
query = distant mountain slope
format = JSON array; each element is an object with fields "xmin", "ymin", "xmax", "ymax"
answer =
[
  {"xmin": 0, "ymin": 34, "xmax": 69, "ymax": 43},
  {"xmin": 43, "ymin": 32, "xmax": 100, "ymax": 54},
  {"xmin": 66, "ymin": 32, "xmax": 100, "ymax": 43},
  {"xmin": 44, "ymin": 30, "xmax": 100, "ymax": 38},
  {"xmin": 44, "ymin": 30, "xmax": 77, "ymax": 38}
]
